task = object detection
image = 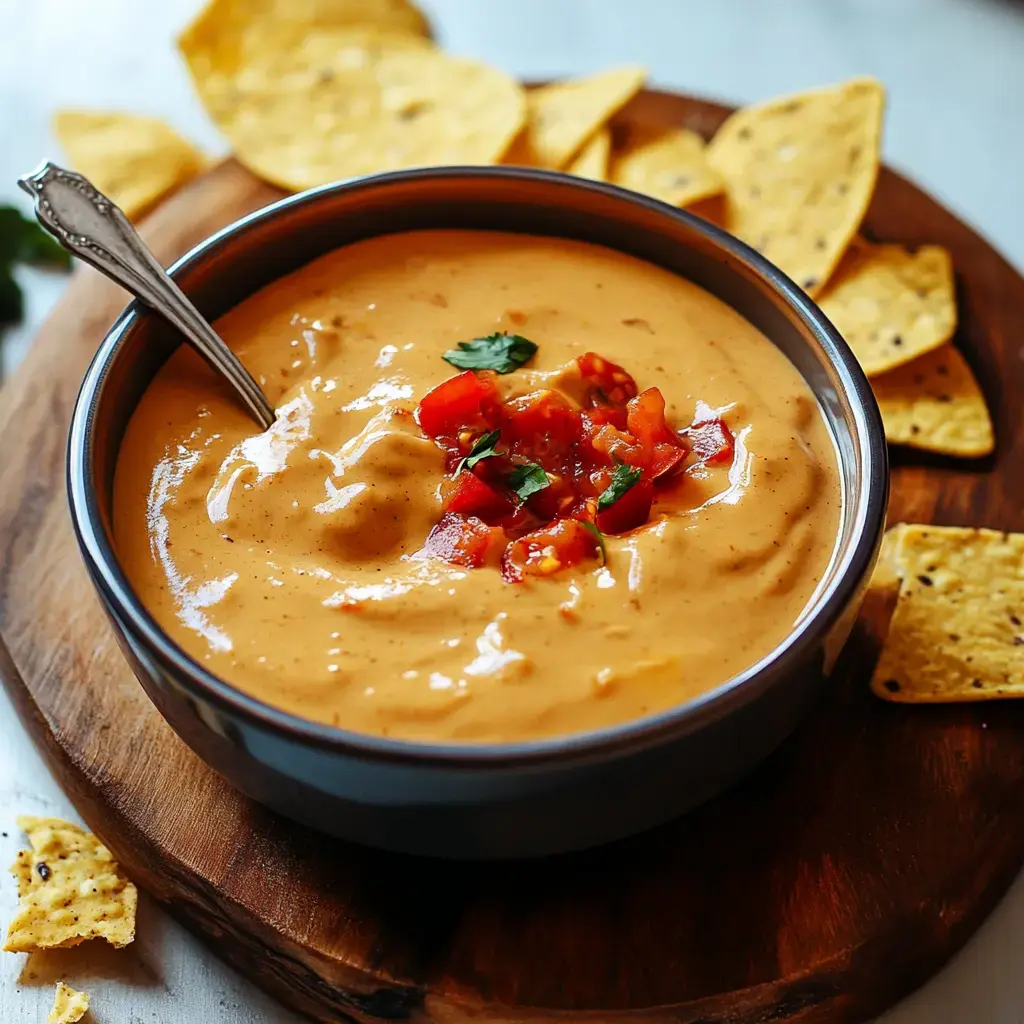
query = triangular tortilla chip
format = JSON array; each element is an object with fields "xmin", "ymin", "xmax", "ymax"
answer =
[
  {"xmin": 872, "ymin": 344, "xmax": 993, "ymax": 457},
  {"xmin": 53, "ymin": 110, "xmax": 205, "ymax": 220},
  {"xmin": 505, "ymin": 66, "xmax": 645, "ymax": 170},
  {"xmin": 611, "ymin": 126, "xmax": 723, "ymax": 208},
  {"xmin": 871, "ymin": 525, "xmax": 1024, "ymax": 702},
  {"xmin": 566, "ymin": 127, "xmax": 611, "ymax": 181},
  {"xmin": 818, "ymin": 240, "xmax": 956, "ymax": 375},
  {"xmin": 706, "ymin": 78, "xmax": 885, "ymax": 296}
]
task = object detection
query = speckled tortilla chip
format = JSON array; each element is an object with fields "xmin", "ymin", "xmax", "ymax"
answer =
[
  {"xmin": 53, "ymin": 110, "xmax": 205, "ymax": 220},
  {"xmin": 871, "ymin": 525, "xmax": 1024, "ymax": 702},
  {"xmin": 611, "ymin": 126, "xmax": 723, "ymax": 208},
  {"xmin": 504, "ymin": 66, "xmax": 645, "ymax": 170},
  {"xmin": 181, "ymin": 26, "xmax": 524, "ymax": 190},
  {"xmin": 817, "ymin": 241, "xmax": 956, "ymax": 374},
  {"xmin": 49, "ymin": 982, "xmax": 89, "ymax": 1024},
  {"xmin": 706, "ymin": 78, "xmax": 885, "ymax": 296},
  {"xmin": 871, "ymin": 344, "xmax": 993, "ymax": 457},
  {"xmin": 565, "ymin": 127, "xmax": 610, "ymax": 181},
  {"xmin": 4, "ymin": 817, "xmax": 137, "ymax": 952},
  {"xmin": 180, "ymin": 0, "xmax": 432, "ymax": 57}
]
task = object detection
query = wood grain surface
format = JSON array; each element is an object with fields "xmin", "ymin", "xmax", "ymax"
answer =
[{"xmin": 1, "ymin": 90, "xmax": 1022, "ymax": 1024}]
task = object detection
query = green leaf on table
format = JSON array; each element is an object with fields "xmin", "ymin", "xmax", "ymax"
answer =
[
  {"xmin": 442, "ymin": 332, "xmax": 537, "ymax": 374},
  {"xmin": 0, "ymin": 205, "xmax": 71, "ymax": 268},
  {"xmin": 0, "ymin": 267, "xmax": 24, "ymax": 328}
]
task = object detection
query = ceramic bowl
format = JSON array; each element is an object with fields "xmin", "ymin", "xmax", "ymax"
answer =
[{"xmin": 67, "ymin": 168, "xmax": 887, "ymax": 859}]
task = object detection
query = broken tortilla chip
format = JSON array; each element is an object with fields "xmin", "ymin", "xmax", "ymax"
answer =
[
  {"xmin": 871, "ymin": 525, "xmax": 1024, "ymax": 702},
  {"xmin": 49, "ymin": 982, "xmax": 89, "ymax": 1024},
  {"xmin": 871, "ymin": 344, "xmax": 993, "ymax": 457},
  {"xmin": 53, "ymin": 110, "xmax": 205, "ymax": 220},
  {"xmin": 565, "ymin": 127, "xmax": 611, "ymax": 181},
  {"xmin": 706, "ymin": 77, "xmax": 885, "ymax": 296},
  {"xmin": 818, "ymin": 240, "xmax": 956, "ymax": 375},
  {"xmin": 505, "ymin": 66, "xmax": 645, "ymax": 170},
  {"xmin": 4, "ymin": 816, "xmax": 137, "ymax": 953},
  {"xmin": 181, "ymin": 27, "xmax": 524, "ymax": 190},
  {"xmin": 611, "ymin": 126, "xmax": 723, "ymax": 208}
]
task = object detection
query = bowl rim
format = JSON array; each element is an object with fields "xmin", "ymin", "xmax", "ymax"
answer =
[{"xmin": 67, "ymin": 165, "xmax": 888, "ymax": 768}]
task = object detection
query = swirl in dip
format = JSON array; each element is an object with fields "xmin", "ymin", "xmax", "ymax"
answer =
[{"xmin": 114, "ymin": 230, "xmax": 840, "ymax": 743}]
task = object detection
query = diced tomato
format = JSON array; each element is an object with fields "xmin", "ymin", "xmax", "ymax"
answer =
[
  {"xmin": 626, "ymin": 387, "xmax": 687, "ymax": 478},
  {"xmin": 579, "ymin": 415, "xmax": 646, "ymax": 470},
  {"xmin": 442, "ymin": 471, "xmax": 513, "ymax": 521},
  {"xmin": 576, "ymin": 352, "xmax": 638, "ymax": 407},
  {"xmin": 421, "ymin": 512, "xmax": 505, "ymax": 568},
  {"xmin": 502, "ymin": 390, "xmax": 581, "ymax": 457},
  {"xmin": 651, "ymin": 443, "xmax": 687, "ymax": 479},
  {"xmin": 416, "ymin": 370, "xmax": 499, "ymax": 439},
  {"xmin": 501, "ymin": 518, "xmax": 601, "ymax": 583},
  {"xmin": 687, "ymin": 418, "xmax": 735, "ymax": 465},
  {"xmin": 596, "ymin": 477, "xmax": 654, "ymax": 535}
]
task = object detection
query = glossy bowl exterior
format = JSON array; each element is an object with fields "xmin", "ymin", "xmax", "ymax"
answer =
[{"xmin": 68, "ymin": 168, "xmax": 887, "ymax": 859}]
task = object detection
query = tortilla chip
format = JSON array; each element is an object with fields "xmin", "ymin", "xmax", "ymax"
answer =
[
  {"xmin": 611, "ymin": 126, "xmax": 723, "ymax": 208},
  {"xmin": 181, "ymin": 27, "xmax": 524, "ymax": 190},
  {"xmin": 871, "ymin": 344, "xmax": 993, "ymax": 457},
  {"xmin": 49, "ymin": 982, "xmax": 89, "ymax": 1024},
  {"xmin": 505, "ymin": 66, "xmax": 646, "ymax": 171},
  {"xmin": 53, "ymin": 111, "xmax": 205, "ymax": 220},
  {"xmin": 706, "ymin": 78, "xmax": 885, "ymax": 296},
  {"xmin": 4, "ymin": 817, "xmax": 137, "ymax": 953},
  {"xmin": 180, "ymin": 0, "xmax": 431, "ymax": 62},
  {"xmin": 566, "ymin": 128, "xmax": 611, "ymax": 181},
  {"xmin": 817, "ymin": 240, "xmax": 956, "ymax": 374},
  {"xmin": 871, "ymin": 525, "xmax": 1024, "ymax": 702}
]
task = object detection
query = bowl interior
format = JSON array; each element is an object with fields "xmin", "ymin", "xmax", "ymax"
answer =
[{"xmin": 72, "ymin": 168, "xmax": 887, "ymax": 758}]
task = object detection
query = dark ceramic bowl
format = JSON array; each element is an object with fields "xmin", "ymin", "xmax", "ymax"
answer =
[{"xmin": 68, "ymin": 168, "xmax": 887, "ymax": 859}]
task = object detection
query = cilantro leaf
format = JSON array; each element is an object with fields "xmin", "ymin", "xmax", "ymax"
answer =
[
  {"xmin": 455, "ymin": 429, "xmax": 503, "ymax": 475},
  {"xmin": 580, "ymin": 520, "xmax": 607, "ymax": 566},
  {"xmin": 0, "ymin": 267, "xmax": 23, "ymax": 328},
  {"xmin": 442, "ymin": 332, "xmax": 537, "ymax": 374},
  {"xmin": 597, "ymin": 461, "xmax": 643, "ymax": 511},
  {"xmin": 507, "ymin": 462, "xmax": 549, "ymax": 501}
]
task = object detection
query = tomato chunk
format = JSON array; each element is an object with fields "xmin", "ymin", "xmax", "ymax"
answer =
[
  {"xmin": 417, "ymin": 370, "xmax": 499, "ymax": 439},
  {"xmin": 501, "ymin": 518, "xmax": 601, "ymax": 583},
  {"xmin": 688, "ymin": 417, "xmax": 735, "ymax": 465},
  {"xmin": 420, "ymin": 512, "xmax": 505, "ymax": 568},
  {"xmin": 595, "ymin": 476, "xmax": 653, "ymax": 534},
  {"xmin": 626, "ymin": 387, "xmax": 687, "ymax": 478},
  {"xmin": 442, "ymin": 471, "xmax": 513, "ymax": 522},
  {"xmin": 576, "ymin": 352, "xmax": 638, "ymax": 407},
  {"xmin": 502, "ymin": 390, "xmax": 581, "ymax": 457}
]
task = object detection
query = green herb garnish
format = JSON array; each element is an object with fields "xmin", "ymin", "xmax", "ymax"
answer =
[
  {"xmin": 455, "ymin": 429, "xmax": 503, "ymax": 475},
  {"xmin": 0, "ymin": 205, "xmax": 72, "ymax": 329},
  {"xmin": 597, "ymin": 461, "xmax": 642, "ymax": 510},
  {"xmin": 507, "ymin": 462, "xmax": 549, "ymax": 501},
  {"xmin": 580, "ymin": 520, "xmax": 607, "ymax": 566},
  {"xmin": 442, "ymin": 332, "xmax": 537, "ymax": 374}
]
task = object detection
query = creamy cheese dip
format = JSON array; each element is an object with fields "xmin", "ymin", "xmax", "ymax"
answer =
[{"xmin": 113, "ymin": 230, "xmax": 840, "ymax": 742}]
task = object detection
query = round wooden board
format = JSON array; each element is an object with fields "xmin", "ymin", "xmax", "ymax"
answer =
[{"xmin": 2, "ymin": 89, "xmax": 1023, "ymax": 1024}]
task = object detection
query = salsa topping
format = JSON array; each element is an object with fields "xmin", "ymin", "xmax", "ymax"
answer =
[
  {"xmin": 442, "ymin": 331, "xmax": 539, "ymax": 373},
  {"xmin": 416, "ymin": 346, "xmax": 735, "ymax": 583}
]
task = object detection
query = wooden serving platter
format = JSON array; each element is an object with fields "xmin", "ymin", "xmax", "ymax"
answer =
[{"xmin": 2, "ymin": 89, "xmax": 1023, "ymax": 1024}]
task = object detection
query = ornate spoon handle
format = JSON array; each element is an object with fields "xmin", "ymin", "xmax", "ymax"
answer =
[{"xmin": 17, "ymin": 161, "xmax": 275, "ymax": 431}]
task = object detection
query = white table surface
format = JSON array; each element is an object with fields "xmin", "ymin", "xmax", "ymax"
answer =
[{"xmin": 2, "ymin": 0, "xmax": 1024, "ymax": 1020}]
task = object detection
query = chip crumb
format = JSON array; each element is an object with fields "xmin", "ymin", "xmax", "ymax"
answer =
[
  {"xmin": 53, "ymin": 110, "xmax": 206, "ymax": 220},
  {"xmin": 817, "ymin": 240, "xmax": 957, "ymax": 375},
  {"xmin": 871, "ymin": 525, "xmax": 1024, "ymax": 703},
  {"xmin": 706, "ymin": 77, "xmax": 885, "ymax": 297},
  {"xmin": 48, "ymin": 982, "xmax": 89, "ymax": 1024},
  {"xmin": 611, "ymin": 125, "xmax": 724, "ymax": 208},
  {"xmin": 4, "ymin": 817, "xmax": 137, "ymax": 953},
  {"xmin": 871, "ymin": 344, "xmax": 994, "ymax": 457}
]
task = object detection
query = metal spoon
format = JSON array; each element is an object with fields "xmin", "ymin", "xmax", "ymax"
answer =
[{"xmin": 17, "ymin": 161, "xmax": 275, "ymax": 431}]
